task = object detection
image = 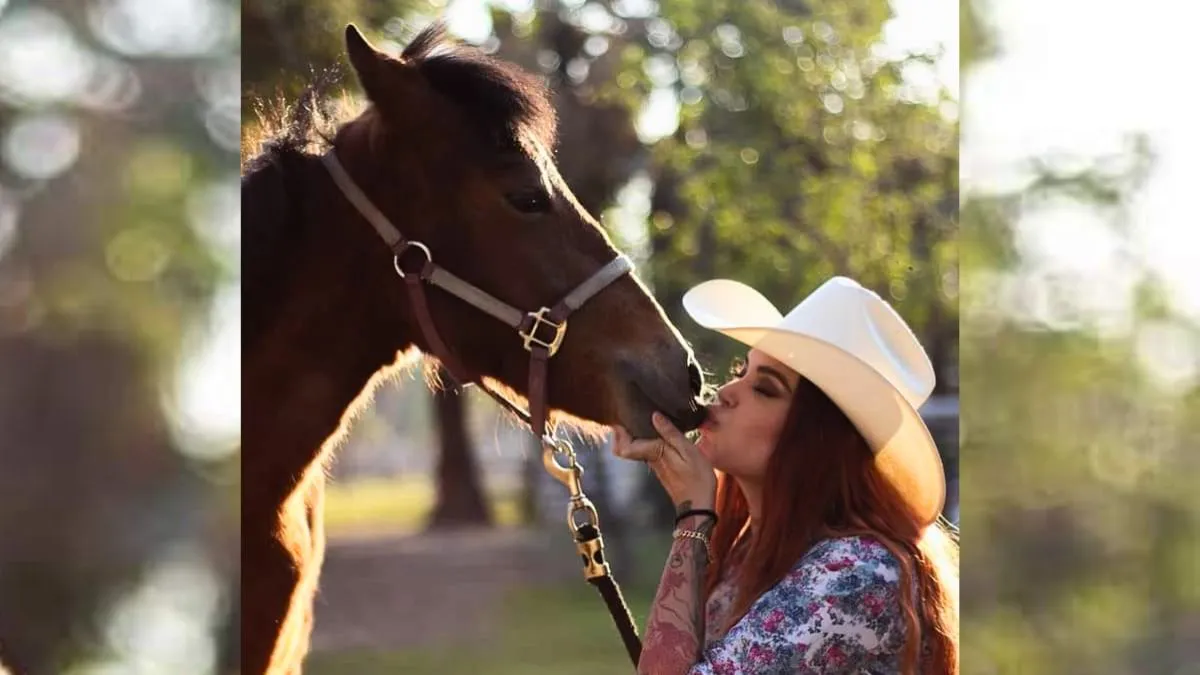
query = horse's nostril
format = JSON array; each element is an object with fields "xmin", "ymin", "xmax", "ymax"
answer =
[{"xmin": 687, "ymin": 357, "xmax": 704, "ymax": 397}]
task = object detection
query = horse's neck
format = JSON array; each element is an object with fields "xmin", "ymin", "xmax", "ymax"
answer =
[{"xmin": 242, "ymin": 149, "xmax": 419, "ymax": 498}]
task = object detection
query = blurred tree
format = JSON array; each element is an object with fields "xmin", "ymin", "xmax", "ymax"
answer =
[
  {"xmin": 609, "ymin": 0, "xmax": 959, "ymax": 385},
  {"xmin": 0, "ymin": 0, "xmax": 238, "ymax": 672},
  {"xmin": 959, "ymin": 0, "xmax": 1199, "ymax": 672},
  {"xmin": 427, "ymin": 367, "xmax": 492, "ymax": 528}
]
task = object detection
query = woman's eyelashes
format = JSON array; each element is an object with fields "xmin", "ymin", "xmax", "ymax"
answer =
[
  {"xmin": 753, "ymin": 381, "xmax": 778, "ymax": 398},
  {"xmin": 728, "ymin": 359, "xmax": 778, "ymax": 397}
]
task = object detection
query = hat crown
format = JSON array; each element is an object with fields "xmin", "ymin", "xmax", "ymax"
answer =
[{"xmin": 781, "ymin": 277, "xmax": 934, "ymax": 407}]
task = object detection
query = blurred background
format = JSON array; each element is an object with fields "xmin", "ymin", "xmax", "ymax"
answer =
[
  {"xmin": 242, "ymin": 0, "xmax": 956, "ymax": 672},
  {"xmin": 961, "ymin": 0, "xmax": 1200, "ymax": 673},
  {"xmin": 0, "ymin": 0, "xmax": 239, "ymax": 673}
]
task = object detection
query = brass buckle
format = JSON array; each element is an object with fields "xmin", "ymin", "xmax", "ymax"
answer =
[{"xmin": 520, "ymin": 307, "xmax": 567, "ymax": 356}]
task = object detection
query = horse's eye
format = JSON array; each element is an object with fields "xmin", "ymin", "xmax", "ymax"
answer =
[{"xmin": 506, "ymin": 189, "xmax": 552, "ymax": 214}]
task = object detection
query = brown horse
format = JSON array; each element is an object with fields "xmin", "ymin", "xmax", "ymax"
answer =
[{"xmin": 241, "ymin": 23, "xmax": 707, "ymax": 675}]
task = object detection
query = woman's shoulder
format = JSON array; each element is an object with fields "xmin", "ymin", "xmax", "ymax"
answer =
[
  {"xmin": 779, "ymin": 534, "xmax": 904, "ymax": 599},
  {"xmin": 805, "ymin": 533, "xmax": 903, "ymax": 569}
]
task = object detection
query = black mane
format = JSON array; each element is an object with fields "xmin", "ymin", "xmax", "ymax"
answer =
[{"xmin": 402, "ymin": 22, "xmax": 557, "ymax": 151}]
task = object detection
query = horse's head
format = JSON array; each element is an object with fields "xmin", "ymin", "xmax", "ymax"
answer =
[{"xmin": 329, "ymin": 23, "xmax": 705, "ymax": 438}]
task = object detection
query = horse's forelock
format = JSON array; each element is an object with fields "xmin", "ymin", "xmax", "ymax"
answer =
[{"xmin": 400, "ymin": 23, "xmax": 558, "ymax": 154}]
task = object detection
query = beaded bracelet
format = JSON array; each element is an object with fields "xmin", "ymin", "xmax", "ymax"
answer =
[{"xmin": 673, "ymin": 528, "xmax": 713, "ymax": 563}]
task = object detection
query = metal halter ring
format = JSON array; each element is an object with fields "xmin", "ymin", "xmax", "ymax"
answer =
[
  {"xmin": 392, "ymin": 241, "xmax": 432, "ymax": 279},
  {"xmin": 569, "ymin": 498, "xmax": 601, "ymax": 533}
]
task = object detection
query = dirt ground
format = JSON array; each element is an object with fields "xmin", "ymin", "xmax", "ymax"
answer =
[{"xmin": 310, "ymin": 526, "xmax": 587, "ymax": 653}]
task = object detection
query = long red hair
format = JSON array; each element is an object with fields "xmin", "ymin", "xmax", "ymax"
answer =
[{"xmin": 703, "ymin": 366, "xmax": 959, "ymax": 674}]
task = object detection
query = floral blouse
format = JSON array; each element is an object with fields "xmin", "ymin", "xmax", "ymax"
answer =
[{"xmin": 689, "ymin": 534, "xmax": 909, "ymax": 674}]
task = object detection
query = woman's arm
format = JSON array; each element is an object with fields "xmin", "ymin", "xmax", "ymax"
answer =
[
  {"xmin": 638, "ymin": 508, "xmax": 715, "ymax": 675},
  {"xmin": 607, "ymin": 415, "xmax": 719, "ymax": 675}
]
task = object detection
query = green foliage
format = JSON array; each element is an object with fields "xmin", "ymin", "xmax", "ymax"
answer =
[{"xmin": 599, "ymin": 0, "xmax": 958, "ymax": 379}]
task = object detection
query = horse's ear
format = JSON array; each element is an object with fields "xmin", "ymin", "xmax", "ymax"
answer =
[{"xmin": 345, "ymin": 24, "xmax": 401, "ymax": 102}]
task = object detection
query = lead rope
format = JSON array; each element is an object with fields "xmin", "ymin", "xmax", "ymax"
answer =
[
  {"xmin": 471, "ymin": 360, "xmax": 643, "ymax": 668},
  {"xmin": 542, "ymin": 436, "xmax": 642, "ymax": 668}
]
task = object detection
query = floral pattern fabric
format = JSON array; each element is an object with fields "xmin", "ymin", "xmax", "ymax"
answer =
[{"xmin": 689, "ymin": 535, "xmax": 908, "ymax": 674}]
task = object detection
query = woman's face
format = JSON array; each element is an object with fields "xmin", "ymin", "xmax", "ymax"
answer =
[{"xmin": 695, "ymin": 348, "xmax": 800, "ymax": 482}]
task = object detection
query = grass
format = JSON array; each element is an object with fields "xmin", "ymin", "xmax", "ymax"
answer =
[
  {"xmin": 323, "ymin": 476, "xmax": 523, "ymax": 535},
  {"xmin": 304, "ymin": 580, "xmax": 659, "ymax": 674}
]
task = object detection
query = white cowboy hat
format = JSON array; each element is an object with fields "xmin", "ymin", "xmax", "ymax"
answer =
[{"xmin": 683, "ymin": 276, "xmax": 945, "ymax": 527}]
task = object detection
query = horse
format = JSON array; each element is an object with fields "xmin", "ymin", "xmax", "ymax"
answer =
[{"xmin": 241, "ymin": 23, "xmax": 707, "ymax": 674}]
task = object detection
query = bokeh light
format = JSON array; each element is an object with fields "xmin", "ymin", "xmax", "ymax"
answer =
[{"xmin": 2, "ymin": 112, "xmax": 81, "ymax": 180}]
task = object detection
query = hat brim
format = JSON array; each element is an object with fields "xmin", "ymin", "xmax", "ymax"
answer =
[{"xmin": 684, "ymin": 280, "xmax": 946, "ymax": 527}]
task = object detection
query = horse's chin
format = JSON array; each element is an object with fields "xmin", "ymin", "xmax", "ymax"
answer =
[
  {"xmin": 473, "ymin": 371, "xmax": 702, "ymax": 444},
  {"xmin": 615, "ymin": 381, "xmax": 706, "ymax": 441}
]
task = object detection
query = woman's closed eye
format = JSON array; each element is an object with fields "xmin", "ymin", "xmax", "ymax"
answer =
[{"xmin": 753, "ymin": 380, "xmax": 779, "ymax": 397}]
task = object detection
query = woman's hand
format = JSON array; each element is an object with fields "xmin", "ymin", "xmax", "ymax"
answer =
[{"xmin": 612, "ymin": 412, "xmax": 717, "ymax": 512}]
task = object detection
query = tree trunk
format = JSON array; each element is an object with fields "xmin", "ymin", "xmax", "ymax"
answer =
[{"xmin": 426, "ymin": 369, "xmax": 492, "ymax": 529}]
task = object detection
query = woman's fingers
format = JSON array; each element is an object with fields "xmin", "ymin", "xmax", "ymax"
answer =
[
  {"xmin": 614, "ymin": 437, "xmax": 668, "ymax": 463},
  {"xmin": 611, "ymin": 425, "xmax": 631, "ymax": 452},
  {"xmin": 613, "ymin": 414, "xmax": 696, "ymax": 464},
  {"xmin": 651, "ymin": 412, "xmax": 691, "ymax": 454}
]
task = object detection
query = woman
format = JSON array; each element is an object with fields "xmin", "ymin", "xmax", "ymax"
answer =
[{"xmin": 613, "ymin": 276, "xmax": 959, "ymax": 674}]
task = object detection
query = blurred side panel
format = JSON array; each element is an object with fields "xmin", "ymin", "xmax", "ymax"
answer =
[{"xmin": 0, "ymin": 0, "xmax": 240, "ymax": 673}]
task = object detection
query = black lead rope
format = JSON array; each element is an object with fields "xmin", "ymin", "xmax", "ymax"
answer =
[
  {"xmin": 575, "ymin": 523, "xmax": 642, "ymax": 667},
  {"xmin": 543, "ymin": 439, "xmax": 643, "ymax": 670}
]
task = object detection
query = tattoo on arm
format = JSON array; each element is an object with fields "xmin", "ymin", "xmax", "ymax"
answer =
[{"xmin": 638, "ymin": 513, "xmax": 716, "ymax": 675}]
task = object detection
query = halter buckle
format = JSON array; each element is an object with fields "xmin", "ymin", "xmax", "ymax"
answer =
[{"xmin": 520, "ymin": 307, "xmax": 567, "ymax": 356}]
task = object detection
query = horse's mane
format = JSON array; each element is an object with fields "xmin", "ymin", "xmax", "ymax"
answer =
[{"xmin": 241, "ymin": 21, "xmax": 557, "ymax": 173}]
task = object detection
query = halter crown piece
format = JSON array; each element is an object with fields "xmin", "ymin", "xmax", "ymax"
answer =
[{"xmin": 322, "ymin": 149, "xmax": 645, "ymax": 668}]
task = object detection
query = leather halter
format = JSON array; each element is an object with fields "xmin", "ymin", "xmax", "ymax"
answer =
[
  {"xmin": 322, "ymin": 147, "xmax": 647, "ymax": 667},
  {"xmin": 320, "ymin": 148, "xmax": 632, "ymax": 443}
]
